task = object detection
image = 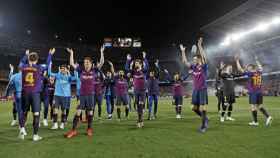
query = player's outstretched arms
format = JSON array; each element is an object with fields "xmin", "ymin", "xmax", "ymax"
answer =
[
  {"xmin": 19, "ymin": 49, "xmax": 30, "ymax": 68},
  {"xmin": 67, "ymin": 48, "xmax": 77, "ymax": 69},
  {"xmin": 125, "ymin": 54, "xmax": 133, "ymax": 72},
  {"xmin": 154, "ymin": 59, "xmax": 161, "ymax": 78},
  {"xmin": 254, "ymin": 55, "xmax": 263, "ymax": 71},
  {"xmin": 163, "ymin": 69, "xmax": 172, "ymax": 82},
  {"xmin": 47, "ymin": 48, "xmax": 55, "ymax": 66},
  {"xmin": 179, "ymin": 44, "xmax": 191, "ymax": 68},
  {"xmin": 8, "ymin": 64, "xmax": 14, "ymax": 79},
  {"xmin": 97, "ymin": 45, "xmax": 105, "ymax": 69},
  {"xmin": 235, "ymin": 54, "xmax": 245, "ymax": 73},
  {"xmin": 108, "ymin": 61, "xmax": 115, "ymax": 75},
  {"xmin": 142, "ymin": 51, "xmax": 149, "ymax": 72},
  {"xmin": 197, "ymin": 37, "xmax": 207, "ymax": 64}
]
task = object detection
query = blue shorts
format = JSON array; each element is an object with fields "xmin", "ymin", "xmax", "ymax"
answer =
[
  {"xmin": 54, "ymin": 96, "xmax": 70, "ymax": 110},
  {"xmin": 65, "ymin": 97, "xmax": 71, "ymax": 109},
  {"xmin": 22, "ymin": 92, "xmax": 41, "ymax": 113},
  {"xmin": 116, "ymin": 95, "xmax": 129, "ymax": 106},
  {"xmin": 79, "ymin": 95, "xmax": 95, "ymax": 110},
  {"xmin": 94, "ymin": 94, "xmax": 103, "ymax": 106},
  {"xmin": 173, "ymin": 96, "xmax": 183, "ymax": 106},
  {"xmin": 192, "ymin": 89, "xmax": 208, "ymax": 106},
  {"xmin": 249, "ymin": 92, "xmax": 263, "ymax": 105}
]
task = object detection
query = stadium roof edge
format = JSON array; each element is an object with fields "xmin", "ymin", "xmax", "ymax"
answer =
[{"xmin": 200, "ymin": 0, "xmax": 265, "ymax": 32}]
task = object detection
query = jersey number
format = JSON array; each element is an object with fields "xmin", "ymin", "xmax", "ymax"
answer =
[
  {"xmin": 252, "ymin": 76, "xmax": 261, "ymax": 86},
  {"xmin": 25, "ymin": 72, "xmax": 34, "ymax": 84}
]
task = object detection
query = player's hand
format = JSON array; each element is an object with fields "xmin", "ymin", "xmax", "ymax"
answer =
[
  {"xmin": 130, "ymin": 61, "xmax": 134, "ymax": 68},
  {"xmin": 234, "ymin": 54, "xmax": 240, "ymax": 61},
  {"xmin": 142, "ymin": 51, "xmax": 146, "ymax": 58},
  {"xmin": 155, "ymin": 59, "xmax": 159, "ymax": 66},
  {"xmin": 107, "ymin": 61, "xmax": 113, "ymax": 66},
  {"xmin": 179, "ymin": 44, "xmax": 186, "ymax": 52},
  {"xmin": 127, "ymin": 54, "xmax": 132, "ymax": 60},
  {"xmin": 220, "ymin": 61, "xmax": 225, "ymax": 68},
  {"xmin": 198, "ymin": 37, "xmax": 203, "ymax": 46},
  {"xmin": 49, "ymin": 48, "xmax": 56, "ymax": 55},
  {"xmin": 66, "ymin": 48, "xmax": 74, "ymax": 54},
  {"xmin": 164, "ymin": 69, "xmax": 169, "ymax": 73},
  {"xmin": 9, "ymin": 64, "xmax": 14, "ymax": 71},
  {"xmin": 25, "ymin": 49, "xmax": 30, "ymax": 56},
  {"xmin": 100, "ymin": 45, "xmax": 105, "ymax": 53}
]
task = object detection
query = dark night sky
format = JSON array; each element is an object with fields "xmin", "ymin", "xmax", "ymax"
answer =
[{"xmin": 0, "ymin": 0, "xmax": 247, "ymax": 46}]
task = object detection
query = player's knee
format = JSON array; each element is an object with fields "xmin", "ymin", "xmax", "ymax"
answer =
[
  {"xmin": 34, "ymin": 112, "xmax": 40, "ymax": 116},
  {"xmin": 192, "ymin": 106, "xmax": 198, "ymax": 111},
  {"xmin": 62, "ymin": 110, "xmax": 66, "ymax": 114},
  {"xmin": 200, "ymin": 106, "xmax": 207, "ymax": 111},
  {"xmin": 250, "ymin": 105, "xmax": 257, "ymax": 111},
  {"xmin": 76, "ymin": 110, "xmax": 82, "ymax": 116},
  {"xmin": 88, "ymin": 111, "xmax": 93, "ymax": 115}
]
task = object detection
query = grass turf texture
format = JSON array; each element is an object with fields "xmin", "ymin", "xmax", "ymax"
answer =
[{"xmin": 0, "ymin": 96, "xmax": 279, "ymax": 158}]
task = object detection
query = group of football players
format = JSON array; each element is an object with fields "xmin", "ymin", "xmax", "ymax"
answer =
[{"xmin": 5, "ymin": 37, "xmax": 272, "ymax": 141}]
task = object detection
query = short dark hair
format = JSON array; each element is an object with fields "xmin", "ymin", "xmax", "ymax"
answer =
[
  {"xmin": 28, "ymin": 52, "xmax": 39, "ymax": 62},
  {"xmin": 60, "ymin": 64, "xmax": 67, "ymax": 69},
  {"xmin": 135, "ymin": 59, "xmax": 142, "ymax": 64},
  {"xmin": 84, "ymin": 57, "xmax": 92, "ymax": 63}
]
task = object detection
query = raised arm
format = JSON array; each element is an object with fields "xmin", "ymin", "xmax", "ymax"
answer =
[
  {"xmin": 163, "ymin": 69, "xmax": 172, "ymax": 82},
  {"xmin": 142, "ymin": 51, "xmax": 149, "ymax": 72},
  {"xmin": 47, "ymin": 48, "xmax": 57, "ymax": 77},
  {"xmin": 8, "ymin": 64, "xmax": 14, "ymax": 80},
  {"xmin": 108, "ymin": 61, "xmax": 115, "ymax": 74},
  {"xmin": 97, "ymin": 45, "xmax": 105, "ymax": 69},
  {"xmin": 125, "ymin": 54, "xmax": 132, "ymax": 72},
  {"xmin": 235, "ymin": 55, "xmax": 245, "ymax": 73},
  {"xmin": 179, "ymin": 44, "xmax": 191, "ymax": 68},
  {"xmin": 254, "ymin": 55, "xmax": 263, "ymax": 71},
  {"xmin": 47, "ymin": 48, "xmax": 55, "ymax": 65},
  {"xmin": 5, "ymin": 79, "xmax": 14, "ymax": 97},
  {"xmin": 154, "ymin": 59, "xmax": 161, "ymax": 78},
  {"xmin": 197, "ymin": 37, "xmax": 207, "ymax": 64},
  {"xmin": 19, "ymin": 49, "xmax": 30, "ymax": 68},
  {"xmin": 67, "ymin": 48, "xmax": 77, "ymax": 69},
  {"xmin": 217, "ymin": 61, "xmax": 225, "ymax": 78}
]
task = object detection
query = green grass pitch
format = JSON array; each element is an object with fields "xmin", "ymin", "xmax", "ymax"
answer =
[{"xmin": 0, "ymin": 96, "xmax": 279, "ymax": 158}]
